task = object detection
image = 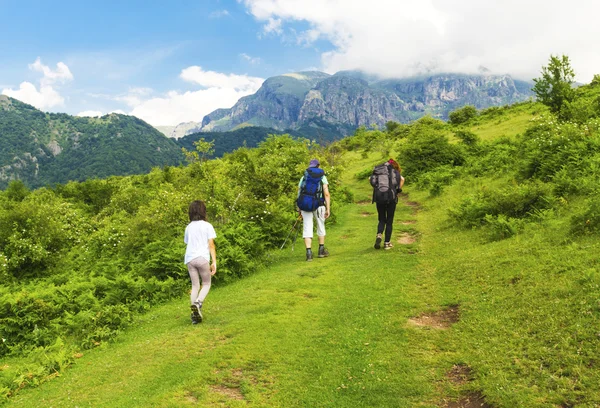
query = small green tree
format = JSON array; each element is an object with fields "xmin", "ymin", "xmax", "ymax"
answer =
[
  {"xmin": 448, "ymin": 105, "xmax": 478, "ymax": 125},
  {"xmin": 532, "ymin": 55, "xmax": 575, "ymax": 120},
  {"xmin": 182, "ymin": 138, "xmax": 215, "ymax": 164}
]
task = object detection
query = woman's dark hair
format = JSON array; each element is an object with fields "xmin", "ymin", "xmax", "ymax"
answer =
[{"xmin": 189, "ymin": 200, "xmax": 207, "ymax": 221}]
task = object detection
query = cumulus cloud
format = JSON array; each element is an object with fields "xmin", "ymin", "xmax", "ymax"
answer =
[
  {"xmin": 77, "ymin": 110, "xmax": 104, "ymax": 117},
  {"xmin": 240, "ymin": 0, "xmax": 600, "ymax": 82},
  {"xmin": 127, "ymin": 67, "xmax": 264, "ymax": 126},
  {"xmin": 180, "ymin": 66, "xmax": 264, "ymax": 92},
  {"xmin": 2, "ymin": 58, "xmax": 73, "ymax": 109}
]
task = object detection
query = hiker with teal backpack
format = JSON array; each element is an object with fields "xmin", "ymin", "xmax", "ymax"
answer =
[
  {"xmin": 370, "ymin": 158, "xmax": 404, "ymax": 250},
  {"xmin": 296, "ymin": 159, "xmax": 331, "ymax": 261},
  {"xmin": 184, "ymin": 200, "xmax": 217, "ymax": 324}
]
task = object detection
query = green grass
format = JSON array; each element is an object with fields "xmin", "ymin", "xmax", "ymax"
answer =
[
  {"xmin": 467, "ymin": 102, "xmax": 547, "ymax": 141},
  {"xmin": 6, "ymin": 150, "xmax": 600, "ymax": 407},
  {"xmin": 5, "ymin": 152, "xmax": 459, "ymax": 407}
]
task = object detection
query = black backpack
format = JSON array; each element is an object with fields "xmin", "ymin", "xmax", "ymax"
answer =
[
  {"xmin": 297, "ymin": 167, "xmax": 325, "ymax": 211},
  {"xmin": 370, "ymin": 163, "xmax": 398, "ymax": 204}
]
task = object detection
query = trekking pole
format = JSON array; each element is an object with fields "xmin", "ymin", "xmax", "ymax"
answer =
[
  {"xmin": 280, "ymin": 215, "xmax": 302, "ymax": 250},
  {"xmin": 291, "ymin": 217, "xmax": 301, "ymax": 251}
]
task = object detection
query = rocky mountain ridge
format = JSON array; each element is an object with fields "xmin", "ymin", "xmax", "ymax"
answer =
[{"xmin": 195, "ymin": 70, "xmax": 534, "ymax": 136}]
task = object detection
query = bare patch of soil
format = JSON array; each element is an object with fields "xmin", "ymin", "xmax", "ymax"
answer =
[
  {"xmin": 405, "ymin": 201, "xmax": 420, "ymax": 208},
  {"xmin": 356, "ymin": 200, "xmax": 371, "ymax": 206},
  {"xmin": 446, "ymin": 364, "xmax": 473, "ymax": 385},
  {"xmin": 210, "ymin": 384, "xmax": 245, "ymax": 400},
  {"xmin": 401, "ymin": 220, "xmax": 417, "ymax": 225},
  {"xmin": 361, "ymin": 211, "xmax": 372, "ymax": 217},
  {"xmin": 184, "ymin": 391, "xmax": 198, "ymax": 403},
  {"xmin": 408, "ymin": 305, "xmax": 460, "ymax": 329},
  {"xmin": 397, "ymin": 233, "xmax": 417, "ymax": 245},
  {"xmin": 442, "ymin": 392, "xmax": 493, "ymax": 408}
]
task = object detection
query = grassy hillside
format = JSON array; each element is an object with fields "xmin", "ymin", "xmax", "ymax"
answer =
[{"xmin": 3, "ymin": 79, "xmax": 600, "ymax": 406}]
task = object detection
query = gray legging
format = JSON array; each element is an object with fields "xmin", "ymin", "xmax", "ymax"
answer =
[{"xmin": 187, "ymin": 256, "xmax": 211, "ymax": 305}]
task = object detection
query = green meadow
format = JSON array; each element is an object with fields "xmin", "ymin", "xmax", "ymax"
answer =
[{"xmin": 3, "ymin": 65, "xmax": 600, "ymax": 407}]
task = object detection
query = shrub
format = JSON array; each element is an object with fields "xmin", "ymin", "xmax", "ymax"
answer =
[
  {"xmin": 570, "ymin": 194, "xmax": 600, "ymax": 235},
  {"xmin": 449, "ymin": 180, "xmax": 556, "ymax": 228},
  {"xmin": 455, "ymin": 130, "xmax": 480, "ymax": 146},
  {"xmin": 449, "ymin": 105, "xmax": 478, "ymax": 125},
  {"xmin": 398, "ymin": 132, "xmax": 465, "ymax": 178},
  {"xmin": 482, "ymin": 214, "xmax": 525, "ymax": 241}
]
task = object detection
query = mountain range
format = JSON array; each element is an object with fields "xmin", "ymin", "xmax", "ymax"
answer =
[
  {"xmin": 1, "ymin": 70, "xmax": 535, "ymax": 189},
  {"xmin": 164, "ymin": 70, "xmax": 534, "ymax": 139}
]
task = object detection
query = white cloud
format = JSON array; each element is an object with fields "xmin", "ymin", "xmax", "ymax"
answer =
[
  {"xmin": 1, "ymin": 58, "xmax": 73, "ymax": 109},
  {"xmin": 129, "ymin": 88, "xmax": 252, "ymax": 126},
  {"xmin": 2, "ymin": 82, "xmax": 65, "ymax": 109},
  {"xmin": 29, "ymin": 57, "xmax": 73, "ymax": 86},
  {"xmin": 114, "ymin": 87, "xmax": 154, "ymax": 107},
  {"xmin": 125, "ymin": 67, "xmax": 264, "ymax": 126},
  {"xmin": 180, "ymin": 66, "xmax": 264, "ymax": 92},
  {"xmin": 262, "ymin": 17, "xmax": 283, "ymax": 35},
  {"xmin": 77, "ymin": 110, "xmax": 103, "ymax": 117},
  {"xmin": 240, "ymin": 0, "xmax": 600, "ymax": 82},
  {"xmin": 240, "ymin": 53, "xmax": 262, "ymax": 65},
  {"xmin": 209, "ymin": 9, "xmax": 230, "ymax": 18}
]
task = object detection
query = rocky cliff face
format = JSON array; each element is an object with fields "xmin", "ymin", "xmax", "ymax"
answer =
[
  {"xmin": 197, "ymin": 70, "xmax": 534, "ymax": 136},
  {"xmin": 298, "ymin": 75, "xmax": 404, "ymax": 128}
]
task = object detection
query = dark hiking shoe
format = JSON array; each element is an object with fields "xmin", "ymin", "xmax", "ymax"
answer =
[
  {"xmin": 191, "ymin": 312, "xmax": 199, "ymax": 325},
  {"xmin": 191, "ymin": 303, "xmax": 203, "ymax": 324},
  {"xmin": 306, "ymin": 248, "xmax": 313, "ymax": 262},
  {"xmin": 374, "ymin": 235, "xmax": 382, "ymax": 249},
  {"xmin": 318, "ymin": 246, "xmax": 329, "ymax": 258}
]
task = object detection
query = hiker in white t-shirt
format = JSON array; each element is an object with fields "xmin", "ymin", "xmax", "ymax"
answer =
[{"xmin": 184, "ymin": 200, "xmax": 217, "ymax": 324}]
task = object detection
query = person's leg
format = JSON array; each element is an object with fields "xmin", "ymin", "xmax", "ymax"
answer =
[
  {"xmin": 316, "ymin": 207, "xmax": 328, "ymax": 257},
  {"xmin": 194, "ymin": 258, "xmax": 212, "ymax": 305},
  {"xmin": 376, "ymin": 203, "xmax": 387, "ymax": 235},
  {"xmin": 187, "ymin": 259, "xmax": 202, "ymax": 323},
  {"xmin": 384, "ymin": 202, "xmax": 397, "ymax": 247},
  {"xmin": 188, "ymin": 261, "xmax": 201, "ymax": 305},
  {"xmin": 301, "ymin": 210, "xmax": 314, "ymax": 260},
  {"xmin": 375, "ymin": 203, "xmax": 386, "ymax": 249}
]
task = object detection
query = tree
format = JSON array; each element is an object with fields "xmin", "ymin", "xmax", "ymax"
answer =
[
  {"xmin": 532, "ymin": 55, "xmax": 575, "ymax": 120},
  {"xmin": 448, "ymin": 105, "xmax": 478, "ymax": 125},
  {"xmin": 182, "ymin": 137, "xmax": 215, "ymax": 164}
]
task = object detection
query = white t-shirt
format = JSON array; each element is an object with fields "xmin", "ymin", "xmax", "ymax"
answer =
[{"xmin": 184, "ymin": 220, "xmax": 217, "ymax": 264}]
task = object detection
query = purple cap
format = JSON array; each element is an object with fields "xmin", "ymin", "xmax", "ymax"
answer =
[{"xmin": 309, "ymin": 159, "xmax": 320, "ymax": 168}]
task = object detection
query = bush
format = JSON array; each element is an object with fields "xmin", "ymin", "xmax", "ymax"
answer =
[
  {"xmin": 449, "ymin": 180, "xmax": 556, "ymax": 228},
  {"xmin": 398, "ymin": 132, "xmax": 465, "ymax": 178},
  {"xmin": 449, "ymin": 105, "xmax": 478, "ymax": 125},
  {"xmin": 455, "ymin": 130, "xmax": 480, "ymax": 146},
  {"xmin": 570, "ymin": 194, "xmax": 600, "ymax": 235}
]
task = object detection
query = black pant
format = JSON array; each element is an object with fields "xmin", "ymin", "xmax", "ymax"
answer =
[{"xmin": 376, "ymin": 201, "xmax": 397, "ymax": 242}]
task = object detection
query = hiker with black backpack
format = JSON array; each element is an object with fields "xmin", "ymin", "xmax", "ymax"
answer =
[
  {"xmin": 296, "ymin": 159, "xmax": 331, "ymax": 261},
  {"xmin": 370, "ymin": 158, "xmax": 404, "ymax": 250}
]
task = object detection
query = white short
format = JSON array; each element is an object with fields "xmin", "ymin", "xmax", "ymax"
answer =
[{"xmin": 301, "ymin": 207, "xmax": 326, "ymax": 238}]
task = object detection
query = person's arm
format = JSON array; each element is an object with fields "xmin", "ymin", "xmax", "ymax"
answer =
[
  {"xmin": 208, "ymin": 238, "xmax": 217, "ymax": 275},
  {"xmin": 322, "ymin": 183, "xmax": 331, "ymax": 218}
]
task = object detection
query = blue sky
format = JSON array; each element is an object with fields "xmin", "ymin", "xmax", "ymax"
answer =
[{"xmin": 2, "ymin": 0, "xmax": 599, "ymax": 126}]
